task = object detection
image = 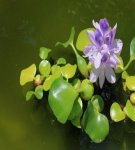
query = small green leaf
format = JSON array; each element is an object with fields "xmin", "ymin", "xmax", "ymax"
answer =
[
  {"xmin": 35, "ymin": 85, "xmax": 43, "ymax": 100},
  {"xmin": 130, "ymin": 37, "xmax": 135, "ymax": 60},
  {"xmin": 20, "ymin": 64, "xmax": 36, "ymax": 86},
  {"xmin": 43, "ymin": 75, "xmax": 55, "ymax": 91},
  {"xmin": 56, "ymin": 58, "xmax": 66, "ymax": 65},
  {"xmin": 91, "ymin": 95, "xmax": 104, "ymax": 112},
  {"xmin": 122, "ymin": 71, "xmax": 129, "ymax": 80},
  {"xmin": 126, "ymin": 76, "xmax": 135, "ymax": 91},
  {"xmin": 76, "ymin": 28, "xmax": 92, "ymax": 51},
  {"xmin": 48, "ymin": 77, "xmax": 78, "ymax": 124},
  {"xmin": 72, "ymin": 78, "xmax": 81, "ymax": 90},
  {"xmin": 39, "ymin": 47, "xmax": 51, "ymax": 60},
  {"xmin": 82, "ymin": 102, "xmax": 109, "ymax": 143},
  {"xmin": 56, "ymin": 27, "xmax": 75, "ymax": 48},
  {"xmin": 61, "ymin": 64, "xmax": 77, "ymax": 79},
  {"xmin": 26, "ymin": 91, "xmax": 34, "ymax": 101},
  {"xmin": 39, "ymin": 60, "xmax": 51, "ymax": 77},
  {"xmin": 51, "ymin": 65, "xmax": 61, "ymax": 77},
  {"xmin": 80, "ymin": 79, "xmax": 94, "ymax": 101},
  {"xmin": 124, "ymin": 100, "xmax": 135, "ymax": 122},
  {"xmin": 68, "ymin": 97, "xmax": 83, "ymax": 128},
  {"xmin": 110, "ymin": 102, "xmax": 126, "ymax": 122},
  {"xmin": 77, "ymin": 55, "xmax": 89, "ymax": 78}
]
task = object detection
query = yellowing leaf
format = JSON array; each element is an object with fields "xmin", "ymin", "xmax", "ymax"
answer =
[
  {"xmin": 61, "ymin": 64, "xmax": 77, "ymax": 79},
  {"xmin": 20, "ymin": 64, "xmax": 36, "ymax": 86},
  {"xmin": 126, "ymin": 76, "xmax": 135, "ymax": 91}
]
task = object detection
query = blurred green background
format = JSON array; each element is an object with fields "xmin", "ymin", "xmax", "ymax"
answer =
[{"xmin": 0, "ymin": 0, "xmax": 135, "ymax": 150}]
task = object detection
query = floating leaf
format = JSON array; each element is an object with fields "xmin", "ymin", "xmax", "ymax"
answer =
[
  {"xmin": 48, "ymin": 77, "xmax": 78, "ymax": 124},
  {"xmin": 56, "ymin": 27, "xmax": 75, "ymax": 48},
  {"xmin": 110, "ymin": 102, "xmax": 125, "ymax": 122},
  {"xmin": 57, "ymin": 58, "xmax": 66, "ymax": 65},
  {"xmin": 130, "ymin": 37, "xmax": 135, "ymax": 60},
  {"xmin": 68, "ymin": 97, "xmax": 83, "ymax": 128},
  {"xmin": 91, "ymin": 95, "xmax": 104, "ymax": 112},
  {"xmin": 76, "ymin": 28, "xmax": 92, "ymax": 51},
  {"xmin": 61, "ymin": 64, "xmax": 77, "ymax": 79},
  {"xmin": 82, "ymin": 102, "xmax": 109, "ymax": 143},
  {"xmin": 34, "ymin": 85, "xmax": 43, "ymax": 100},
  {"xmin": 20, "ymin": 64, "xmax": 36, "ymax": 86},
  {"xmin": 77, "ymin": 55, "xmax": 89, "ymax": 78},
  {"xmin": 72, "ymin": 78, "xmax": 81, "ymax": 90},
  {"xmin": 122, "ymin": 71, "xmax": 129, "ymax": 80},
  {"xmin": 124, "ymin": 100, "xmax": 135, "ymax": 122},
  {"xmin": 80, "ymin": 79, "xmax": 94, "ymax": 101},
  {"xmin": 130, "ymin": 92, "xmax": 135, "ymax": 105},
  {"xmin": 39, "ymin": 47, "xmax": 51, "ymax": 60},
  {"xmin": 39, "ymin": 60, "xmax": 51, "ymax": 77},
  {"xmin": 126, "ymin": 76, "xmax": 135, "ymax": 91},
  {"xmin": 26, "ymin": 91, "xmax": 34, "ymax": 101},
  {"xmin": 43, "ymin": 75, "xmax": 55, "ymax": 91}
]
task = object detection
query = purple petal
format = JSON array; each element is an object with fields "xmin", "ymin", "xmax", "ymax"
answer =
[
  {"xmin": 94, "ymin": 30, "xmax": 103, "ymax": 47},
  {"xmin": 92, "ymin": 20, "xmax": 101, "ymax": 31},
  {"xmin": 99, "ymin": 67, "xmax": 105, "ymax": 88},
  {"xmin": 112, "ymin": 39, "xmax": 123, "ymax": 54},
  {"xmin": 94, "ymin": 52, "xmax": 102, "ymax": 68},
  {"xmin": 87, "ymin": 30, "xmax": 97, "ymax": 46},
  {"xmin": 105, "ymin": 66, "xmax": 116, "ymax": 84},
  {"xmin": 99, "ymin": 18, "xmax": 110, "ymax": 34},
  {"xmin": 90, "ymin": 68, "xmax": 100, "ymax": 83}
]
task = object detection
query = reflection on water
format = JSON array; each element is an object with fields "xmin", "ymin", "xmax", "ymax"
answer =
[{"xmin": 0, "ymin": 0, "xmax": 135, "ymax": 149}]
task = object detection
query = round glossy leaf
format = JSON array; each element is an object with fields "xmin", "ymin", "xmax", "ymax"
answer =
[
  {"xmin": 77, "ymin": 55, "xmax": 89, "ymax": 78},
  {"xmin": 39, "ymin": 60, "xmax": 51, "ymax": 77},
  {"xmin": 35, "ymin": 85, "xmax": 43, "ymax": 100},
  {"xmin": 82, "ymin": 102, "xmax": 109, "ymax": 143},
  {"xmin": 124, "ymin": 100, "xmax": 135, "ymax": 122},
  {"xmin": 26, "ymin": 91, "xmax": 34, "ymax": 101},
  {"xmin": 57, "ymin": 58, "xmax": 66, "ymax": 65},
  {"xmin": 110, "ymin": 102, "xmax": 125, "ymax": 122},
  {"xmin": 61, "ymin": 64, "xmax": 77, "ymax": 79},
  {"xmin": 39, "ymin": 47, "xmax": 51, "ymax": 60},
  {"xmin": 76, "ymin": 28, "xmax": 92, "ymax": 51},
  {"xmin": 122, "ymin": 71, "xmax": 129, "ymax": 80},
  {"xmin": 48, "ymin": 77, "xmax": 78, "ymax": 124},
  {"xmin": 130, "ymin": 92, "xmax": 135, "ymax": 104},
  {"xmin": 126, "ymin": 76, "xmax": 135, "ymax": 91},
  {"xmin": 91, "ymin": 95, "xmax": 104, "ymax": 112},
  {"xmin": 68, "ymin": 97, "xmax": 83, "ymax": 128},
  {"xmin": 20, "ymin": 64, "xmax": 36, "ymax": 86},
  {"xmin": 130, "ymin": 37, "xmax": 135, "ymax": 60},
  {"xmin": 80, "ymin": 79, "xmax": 94, "ymax": 101}
]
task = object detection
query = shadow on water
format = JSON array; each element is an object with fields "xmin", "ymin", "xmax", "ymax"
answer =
[{"xmin": 0, "ymin": 0, "xmax": 135, "ymax": 149}]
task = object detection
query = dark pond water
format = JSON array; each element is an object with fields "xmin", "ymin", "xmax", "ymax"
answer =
[{"xmin": 0, "ymin": 0, "xmax": 135, "ymax": 150}]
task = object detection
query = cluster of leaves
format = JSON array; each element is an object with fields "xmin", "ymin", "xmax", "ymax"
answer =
[{"xmin": 20, "ymin": 27, "xmax": 135, "ymax": 143}]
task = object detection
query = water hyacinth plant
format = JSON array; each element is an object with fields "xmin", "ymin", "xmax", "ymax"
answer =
[{"xmin": 20, "ymin": 18, "xmax": 135, "ymax": 143}]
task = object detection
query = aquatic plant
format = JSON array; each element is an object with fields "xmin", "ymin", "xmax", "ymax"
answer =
[{"xmin": 20, "ymin": 18, "xmax": 135, "ymax": 143}]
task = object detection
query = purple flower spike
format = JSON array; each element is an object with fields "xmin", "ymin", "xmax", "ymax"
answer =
[{"xmin": 84, "ymin": 18, "xmax": 123, "ymax": 88}]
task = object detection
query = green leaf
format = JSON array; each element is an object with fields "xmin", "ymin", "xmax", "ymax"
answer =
[
  {"xmin": 39, "ymin": 47, "xmax": 51, "ymax": 60},
  {"xmin": 82, "ymin": 102, "xmax": 109, "ymax": 143},
  {"xmin": 76, "ymin": 28, "xmax": 92, "ymax": 51},
  {"xmin": 39, "ymin": 60, "xmax": 51, "ymax": 77},
  {"xmin": 43, "ymin": 75, "xmax": 55, "ymax": 91},
  {"xmin": 61, "ymin": 64, "xmax": 77, "ymax": 79},
  {"xmin": 72, "ymin": 78, "xmax": 81, "ymax": 90},
  {"xmin": 26, "ymin": 91, "xmax": 34, "ymax": 101},
  {"xmin": 91, "ymin": 95, "xmax": 104, "ymax": 112},
  {"xmin": 122, "ymin": 71, "xmax": 129, "ymax": 80},
  {"xmin": 48, "ymin": 77, "xmax": 78, "ymax": 124},
  {"xmin": 80, "ymin": 79, "xmax": 94, "ymax": 101},
  {"xmin": 51, "ymin": 65, "xmax": 61, "ymax": 76},
  {"xmin": 20, "ymin": 64, "xmax": 36, "ymax": 86},
  {"xmin": 56, "ymin": 27, "xmax": 75, "ymax": 48},
  {"xmin": 124, "ymin": 100, "xmax": 135, "ymax": 122},
  {"xmin": 68, "ymin": 97, "xmax": 83, "ymax": 128},
  {"xmin": 77, "ymin": 55, "xmax": 89, "ymax": 78},
  {"xmin": 130, "ymin": 37, "xmax": 135, "ymax": 60},
  {"xmin": 110, "ymin": 102, "xmax": 126, "ymax": 122},
  {"xmin": 56, "ymin": 58, "xmax": 66, "ymax": 65},
  {"xmin": 34, "ymin": 85, "xmax": 43, "ymax": 100},
  {"xmin": 126, "ymin": 76, "xmax": 135, "ymax": 91}
]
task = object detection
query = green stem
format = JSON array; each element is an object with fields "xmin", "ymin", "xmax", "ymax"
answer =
[
  {"xmin": 70, "ymin": 43, "xmax": 78, "ymax": 57},
  {"xmin": 123, "ymin": 58, "xmax": 132, "ymax": 71}
]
